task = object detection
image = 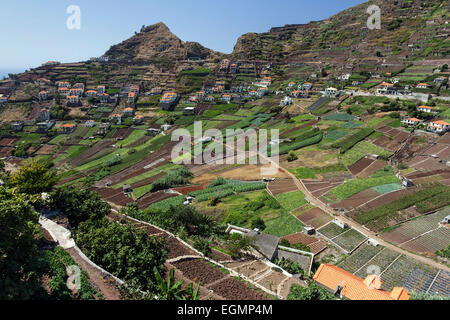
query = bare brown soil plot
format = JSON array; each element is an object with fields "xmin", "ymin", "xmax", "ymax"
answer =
[
  {"xmin": 172, "ymin": 258, "xmax": 227, "ymax": 286},
  {"xmin": 382, "ymin": 230, "xmax": 413, "ymax": 245},
  {"xmin": 191, "ymin": 165, "xmax": 289, "ymax": 185},
  {"xmin": 111, "ymin": 127, "xmax": 134, "ymax": 139},
  {"xmin": 232, "ymin": 261, "xmax": 268, "ymax": 278},
  {"xmin": 358, "ymin": 160, "xmax": 387, "ymax": 178},
  {"xmin": 71, "ymin": 140, "xmax": 115, "ymax": 166},
  {"xmin": 257, "ymin": 271, "xmax": 288, "ymax": 293},
  {"xmin": 297, "ymin": 208, "xmax": 332, "ymax": 229},
  {"xmin": 173, "ymin": 184, "xmax": 206, "ymax": 195},
  {"xmin": 35, "ymin": 144, "xmax": 58, "ymax": 155},
  {"xmin": 0, "ymin": 137, "xmax": 19, "ymax": 147},
  {"xmin": 331, "ymin": 189, "xmax": 381, "ymax": 212},
  {"xmin": 0, "ymin": 147, "xmax": 14, "ymax": 157},
  {"xmin": 280, "ymin": 120, "xmax": 319, "ymax": 136},
  {"xmin": 211, "ymin": 249, "xmax": 232, "ymax": 262},
  {"xmin": 208, "ymin": 277, "xmax": 268, "ymax": 300},
  {"xmin": 99, "ymin": 141, "xmax": 177, "ymax": 186},
  {"xmin": 356, "ymin": 188, "xmax": 416, "ymax": 213},
  {"xmin": 137, "ymin": 191, "xmax": 177, "ymax": 209},
  {"xmin": 162, "ymin": 235, "xmax": 196, "ymax": 260},
  {"xmin": 268, "ymin": 179, "xmax": 298, "ymax": 195},
  {"xmin": 348, "ymin": 157, "xmax": 375, "ymax": 176},
  {"xmin": 436, "ymin": 133, "xmax": 450, "ymax": 145},
  {"xmin": 400, "ymin": 241, "xmax": 430, "ymax": 254}
]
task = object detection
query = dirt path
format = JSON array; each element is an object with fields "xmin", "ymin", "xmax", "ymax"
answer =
[
  {"xmin": 66, "ymin": 248, "xmax": 122, "ymax": 300},
  {"xmin": 39, "ymin": 215, "xmax": 123, "ymax": 300}
]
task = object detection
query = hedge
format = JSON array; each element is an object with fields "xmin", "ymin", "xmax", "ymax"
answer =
[{"xmin": 332, "ymin": 128, "xmax": 374, "ymax": 153}]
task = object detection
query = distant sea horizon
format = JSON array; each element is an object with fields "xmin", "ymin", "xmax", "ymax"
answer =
[{"xmin": 0, "ymin": 68, "xmax": 27, "ymax": 80}]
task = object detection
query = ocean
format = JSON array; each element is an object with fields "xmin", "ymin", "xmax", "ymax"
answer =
[{"xmin": 0, "ymin": 68, "xmax": 26, "ymax": 80}]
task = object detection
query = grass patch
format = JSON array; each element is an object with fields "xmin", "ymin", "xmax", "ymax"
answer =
[{"xmin": 326, "ymin": 176, "xmax": 400, "ymax": 202}]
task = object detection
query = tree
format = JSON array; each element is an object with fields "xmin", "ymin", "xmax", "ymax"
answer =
[
  {"xmin": 286, "ymin": 151, "xmax": 298, "ymax": 162},
  {"xmin": 75, "ymin": 218, "xmax": 168, "ymax": 293},
  {"xmin": 251, "ymin": 217, "xmax": 266, "ymax": 231},
  {"xmin": 225, "ymin": 233, "xmax": 256, "ymax": 259},
  {"xmin": 0, "ymin": 187, "xmax": 46, "ymax": 299},
  {"xmin": 49, "ymin": 186, "xmax": 111, "ymax": 228},
  {"xmin": 287, "ymin": 283, "xmax": 336, "ymax": 300},
  {"xmin": 10, "ymin": 160, "xmax": 58, "ymax": 195},
  {"xmin": 154, "ymin": 267, "xmax": 200, "ymax": 300},
  {"xmin": 193, "ymin": 237, "xmax": 212, "ymax": 257}
]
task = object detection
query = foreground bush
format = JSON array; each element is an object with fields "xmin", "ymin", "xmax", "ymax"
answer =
[{"xmin": 75, "ymin": 218, "xmax": 167, "ymax": 293}]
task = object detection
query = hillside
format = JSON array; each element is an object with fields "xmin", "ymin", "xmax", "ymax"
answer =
[
  {"xmin": 232, "ymin": 0, "xmax": 449, "ymax": 64},
  {"xmin": 104, "ymin": 22, "xmax": 220, "ymax": 62}
]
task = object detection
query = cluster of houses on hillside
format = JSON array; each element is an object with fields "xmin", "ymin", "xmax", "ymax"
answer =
[{"xmin": 401, "ymin": 105, "xmax": 449, "ymax": 133}]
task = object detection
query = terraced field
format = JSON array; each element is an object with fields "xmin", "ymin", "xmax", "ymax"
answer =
[{"xmin": 339, "ymin": 243, "xmax": 384, "ymax": 274}]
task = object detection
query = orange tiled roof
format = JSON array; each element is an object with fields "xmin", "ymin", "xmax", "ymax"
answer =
[
  {"xmin": 418, "ymin": 106, "xmax": 433, "ymax": 109},
  {"xmin": 124, "ymin": 107, "xmax": 134, "ymax": 111},
  {"xmin": 134, "ymin": 115, "xmax": 144, "ymax": 119},
  {"xmin": 313, "ymin": 264, "xmax": 410, "ymax": 301},
  {"xmin": 417, "ymin": 83, "xmax": 429, "ymax": 86},
  {"xmin": 61, "ymin": 123, "xmax": 76, "ymax": 128},
  {"xmin": 407, "ymin": 118, "xmax": 421, "ymax": 122},
  {"xmin": 431, "ymin": 120, "xmax": 450, "ymax": 126}
]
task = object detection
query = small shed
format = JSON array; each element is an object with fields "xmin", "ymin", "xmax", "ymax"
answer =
[{"xmin": 123, "ymin": 184, "xmax": 133, "ymax": 194}]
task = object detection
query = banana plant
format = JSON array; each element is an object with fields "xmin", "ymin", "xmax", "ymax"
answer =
[{"xmin": 153, "ymin": 267, "xmax": 200, "ymax": 300}]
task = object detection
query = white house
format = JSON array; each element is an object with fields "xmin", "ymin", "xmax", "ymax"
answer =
[
  {"xmin": 257, "ymin": 87, "xmax": 267, "ymax": 98},
  {"xmin": 127, "ymin": 92, "xmax": 136, "ymax": 104},
  {"xmin": 301, "ymin": 83, "xmax": 313, "ymax": 90},
  {"xmin": 67, "ymin": 95, "xmax": 79, "ymax": 104},
  {"xmin": 85, "ymin": 90, "xmax": 98, "ymax": 97},
  {"xmin": 97, "ymin": 86, "xmax": 106, "ymax": 95},
  {"xmin": 401, "ymin": 118, "xmax": 421, "ymax": 126},
  {"xmin": 325, "ymin": 87, "xmax": 338, "ymax": 97},
  {"xmin": 222, "ymin": 94, "xmax": 231, "ymax": 103},
  {"xmin": 100, "ymin": 93, "xmax": 110, "ymax": 103},
  {"xmin": 159, "ymin": 92, "xmax": 178, "ymax": 111},
  {"xmin": 122, "ymin": 107, "xmax": 134, "ymax": 117},
  {"xmin": 58, "ymin": 87, "xmax": 70, "ymax": 96},
  {"xmin": 376, "ymin": 82, "xmax": 395, "ymax": 95},
  {"xmin": 69, "ymin": 88, "xmax": 83, "ymax": 97},
  {"xmin": 416, "ymin": 83, "xmax": 431, "ymax": 89},
  {"xmin": 427, "ymin": 120, "xmax": 450, "ymax": 133},
  {"xmin": 38, "ymin": 91, "xmax": 48, "ymax": 101},
  {"xmin": 416, "ymin": 106, "xmax": 436, "ymax": 113},
  {"xmin": 0, "ymin": 96, "xmax": 7, "ymax": 104}
]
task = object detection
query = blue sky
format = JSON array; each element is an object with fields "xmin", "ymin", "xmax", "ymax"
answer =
[{"xmin": 0, "ymin": 0, "xmax": 364, "ymax": 71}]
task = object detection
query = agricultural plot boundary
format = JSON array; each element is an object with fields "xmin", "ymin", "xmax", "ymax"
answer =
[
  {"xmin": 338, "ymin": 244, "xmax": 447, "ymax": 295},
  {"xmin": 119, "ymin": 211, "xmax": 287, "ymax": 299},
  {"xmin": 317, "ymin": 222, "xmax": 368, "ymax": 255}
]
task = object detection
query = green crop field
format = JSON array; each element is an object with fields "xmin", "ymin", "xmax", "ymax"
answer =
[
  {"xmin": 340, "ymin": 141, "xmax": 392, "ymax": 166},
  {"xmin": 326, "ymin": 176, "xmax": 400, "ymax": 202},
  {"xmin": 275, "ymin": 190, "xmax": 307, "ymax": 211}
]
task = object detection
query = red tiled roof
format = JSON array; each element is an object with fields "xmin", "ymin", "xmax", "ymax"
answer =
[{"xmin": 313, "ymin": 264, "xmax": 410, "ymax": 300}]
